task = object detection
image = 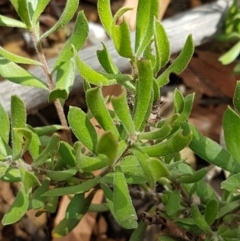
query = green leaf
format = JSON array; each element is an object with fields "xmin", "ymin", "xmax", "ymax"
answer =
[
  {"xmin": 97, "ymin": 132, "xmax": 118, "ymax": 164},
  {"xmin": 86, "ymin": 87, "xmax": 119, "ymax": 139},
  {"xmin": 0, "ymin": 137, "xmax": 11, "ymax": 161},
  {"xmin": 0, "ymin": 14, "xmax": 27, "ymax": 28},
  {"xmin": 39, "ymin": 0, "xmax": 79, "ymax": 42},
  {"xmin": 133, "ymin": 59, "xmax": 153, "ymax": 131},
  {"xmin": 0, "ymin": 56, "xmax": 48, "ymax": 89},
  {"xmin": 153, "ymin": 18, "xmax": 170, "ymax": 74},
  {"xmin": 19, "ymin": 166, "xmax": 40, "ymax": 192},
  {"xmin": 0, "ymin": 46, "xmax": 41, "ymax": 65},
  {"xmin": 32, "ymin": 133, "xmax": 60, "ymax": 167},
  {"xmin": 219, "ymin": 40, "xmax": 240, "ymax": 65},
  {"xmin": 68, "ymin": 107, "xmax": 98, "ymax": 153},
  {"xmin": 176, "ymin": 167, "xmax": 208, "ymax": 184},
  {"xmin": 111, "ymin": 8, "xmax": 133, "ymax": 59},
  {"xmin": 29, "ymin": 125, "xmax": 64, "ymax": 136},
  {"xmin": 75, "ymin": 143, "xmax": 110, "ymax": 172},
  {"xmin": 97, "ymin": 0, "xmax": 113, "ymax": 36},
  {"xmin": 12, "ymin": 128, "xmax": 32, "ymax": 160},
  {"xmin": 178, "ymin": 93, "xmax": 195, "ymax": 122},
  {"xmin": 49, "ymin": 59, "xmax": 75, "ymax": 101},
  {"xmin": 129, "ymin": 221, "xmax": 147, "ymax": 241},
  {"xmin": 46, "ymin": 167, "xmax": 77, "ymax": 181},
  {"xmin": 74, "ymin": 47, "xmax": 117, "ymax": 86},
  {"xmin": 32, "ymin": 0, "xmax": 51, "ymax": 24},
  {"xmin": 97, "ymin": 43, "xmax": 119, "ymax": 74},
  {"xmin": 132, "ymin": 147, "xmax": 154, "ymax": 188},
  {"xmin": 52, "ymin": 11, "xmax": 88, "ymax": 72},
  {"xmin": 173, "ymin": 88, "xmax": 184, "ymax": 114},
  {"xmin": 191, "ymin": 204, "xmax": 212, "ymax": 234},
  {"xmin": 43, "ymin": 176, "xmax": 100, "ymax": 196},
  {"xmin": 223, "ymin": 106, "xmax": 240, "ymax": 162},
  {"xmin": 11, "ymin": 95, "xmax": 26, "ymax": 128},
  {"xmin": 0, "ymin": 103, "xmax": 10, "ymax": 143},
  {"xmin": 217, "ymin": 199, "xmax": 240, "ymax": 219},
  {"xmin": 59, "ymin": 141, "xmax": 75, "ymax": 167},
  {"xmin": 112, "ymin": 88, "xmax": 135, "ymax": 134},
  {"xmin": 196, "ymin": 179, "xmax": 218, "ymax": 205},
  {"xmin": 157, "ymin": 35, "xmax": 194, "ymax": 87},
  {"xmin": 221, "ymin": 173, "xmax": 240, "ymax": 194},
  {"xmin": 113, "ymin": 166, "xmax": 138, "ymax": 229},
  {"xmin": 182, "ymin": 123, "xmax": 240, "ymax": 173},
  {"xmin": 135, "ymin": 0, "xmax": 159, "ymax": 57},
  {"xmin": 120, "ymin": 155, "xmax": 146, "ymax": 184},
  {"xmin": 44, "ymin": 196, "xmax": 58, "ymax": 213},
  {"xmin": 1, "ymin": 168, "xmax": 21, "ymax": 182},
  {"xmin": 148, "ymin": 158, "xmax": 169, "ymax": 181},
  {"xmin": 233, "ymin": 81, "xmax": 240, "ymax": 113},
  {"xmin": 2, "ymin": 187, "xmax": 30, "ymax": 225},
  {"xmin": 10, "ymin": 0, "xmax": 32, "ymax": 28},
  {"xmin": 139, "ymin": 114, "xmax": 179, "ymax": 141},
  {"xmin": 0, "ymin": 161, "xmax": 10, "ymax": 178},
  {"xmin": 142, "ymin": 128, "xmax": 192, "ymax": 157},
  {"xmin": 52, "ymin": 192, "xmax": 94, "ymax": 238},
  {"xmin": 32, "ymin": 179, "xmax": 50, "ymax": 209},
  {"xmin": 164, "ymin": 190, "xmax": 180, "ymax": 216},
  {"xmin": 205, "ymin": 199, "xmax": 219, "ymax": 226},
  {"xmin": 28, "ymin": 131, "xmax": 41, "ymax": 159}
]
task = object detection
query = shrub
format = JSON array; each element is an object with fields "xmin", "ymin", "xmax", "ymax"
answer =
[{"xmin": 0, "ymin": 0, "xmax": 240, "ymax": 240}]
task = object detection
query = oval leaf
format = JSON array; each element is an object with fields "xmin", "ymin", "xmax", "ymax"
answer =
[
  {"xmin": 0, "ymin": 46, "xmax": 41, "ymax": 65},
  {"xmin": 0, "ymin": 56, "xmax": 47, "ymax": 89},
  {"xmin": 52, "ymin": 192, "xmax": 94, "ymax": 238},
  {"xmin": 135, "ymin": 0, "xmax": 159, "ymax": 57},
  {"xmin": 205, "ymin": 199, "xmax": 219, "ymax": 226},
  {"xmin": 33, "ymin": 133, "xmax": 60, "ymax": 167},
  {"xmin": 142, "ymin": 128, "xmax": 192, "ymax": 157},
  {"xmin": 113, "ymin": 166, "xmax": 138, "ymax": 229},
  {"xmin": 52, "ymin": 11, "xmax": 89, "ymax": 72},
  {"xmin": 59, "ymin": 141, "xmax": 75, "ymax": 167},
  {"xmin": 157, "ymin": 35, "xmax": 194, "ymax": 87},
  {"xmin": 49, "ymin": 59, "xmax": 75, "ymax": 101},
  {"xmin": 0, "ymin": 103, "xmax": 10, "ymax": 143},
  {"xmin": 182, "ymin": 123, "xmax": 240, "ymax": 174},
  {"xmin": 97, "ymin": 0, "xmax": 113, "ymax": 36},
  {"xmin": 32, "ymin": 179, "xmax": 50, "ymax": 209},
  {"xmin": 86, "ymin": 87, "xmax": 119, "ymax": 139},
  {"xmin": 39, "ymin": 0, "xmax": 79, "ymax": 42},
  {"xmin": 68, "ymin": 107, "xmax": 98, "ymax": 153},
  {"xmin": 111, "ymin": 10, "xmax": 133, "ymax": 59},
  {"xmin": 133, "ymin": 59, "xmax": 153, "ymax": 131},
  {"xmin": 223, "ymin": 106, "xmax": 240, "ymax": 162},
  {"xmin": 112, "ymin": 88, "xmax": 135, "ymax": 134},
  {"xmin": 153, "ymin": 18, "xmax": 170, "ymax": 74},
  {"xmin": 0, "ymin": 14, "xmax": 26, "ymax": 28},
  {"xmin": 74, "ymin": 47, "xmax": 116, "ymax": 86},
  {"xmin": 43, "ymin": 176, "xmax": 100, "ymax": 196},
  {"xmin": 11, "ymin": 95, "xmax": 26, "ymax": 128},
  {"xmin": 97, "ymin": 43, "xmax": 119, "ymax": 74},
  {"xmin": 2, "ymin": 187, "xmax": 30, "ymax": 225},
  {"xmin": 97, "ymin": 132, "xmax": 118, "ymax": 163},
  {"xmin": 191, "ymin": 204, "xmax": 212, "ymax": 234}
]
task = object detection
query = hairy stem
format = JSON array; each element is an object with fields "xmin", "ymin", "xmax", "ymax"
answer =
[{"xmin": 30, "ymin": 30, "xmax": 72, "ymax": 144}]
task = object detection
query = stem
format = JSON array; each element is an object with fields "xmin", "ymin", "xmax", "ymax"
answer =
[{"xmin": 30, "ymin": 30, "xmax": 72, "ymax": 144}]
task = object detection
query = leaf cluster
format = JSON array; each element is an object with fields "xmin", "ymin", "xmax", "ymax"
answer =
[
  {"xmin": 218, "ymin": 0, "xmax": 240, "ymax": 74},
  {"xmin": 0, "ymin": 0, "xmax": 240, "ymax": 240}
]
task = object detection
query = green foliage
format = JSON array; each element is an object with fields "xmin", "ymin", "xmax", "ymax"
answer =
[
  {"xmin": 218, "ymin": 0, "xmax": 240, "ymax": 74},
  {"xmin": 1, "ymin": 0, "xmax": 240, "ymax": 240}
]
